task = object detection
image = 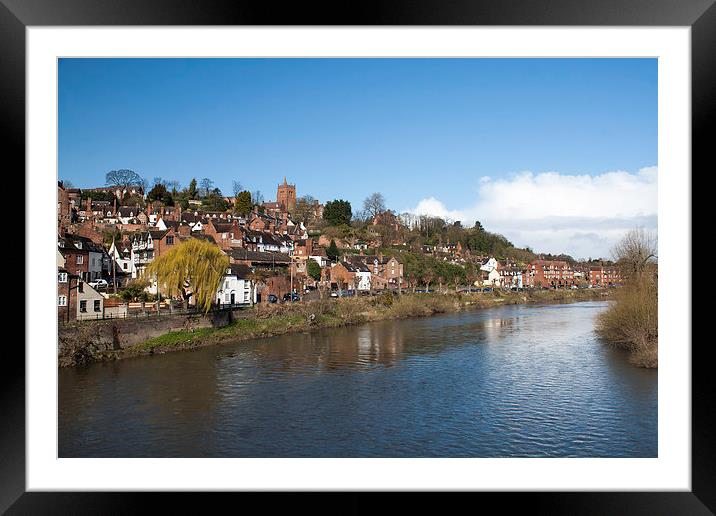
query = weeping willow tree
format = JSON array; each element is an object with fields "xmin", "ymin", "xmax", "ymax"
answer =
[{"xmin": 146, "ymin": 238, "xmax": 229, "ymax": 313}]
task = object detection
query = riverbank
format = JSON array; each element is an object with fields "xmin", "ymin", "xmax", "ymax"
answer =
[{"xmin": 60, "ymin": 288, "xmax": 612, "ymax": 367}]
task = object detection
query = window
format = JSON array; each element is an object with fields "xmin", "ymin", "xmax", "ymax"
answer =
[
  {"xmin": 58, "ymin": 296, "xmax": 67, "ymax": 306},
  {"xmin": 123, "ymin": 263, "xmax": 128, "ymax": 270},
  {"xmin": 166, "ymin": 236, "xmax": 174, "ymax": 245},
  {"xmin": 94, "ymin": 300, "xmax": 101, "ymax": 312},
  {"xmin": 80, "ymin": 300, "xmax": 87, "ymax": 312},
  {"xmin": 78, "ymin": 282, "xmax": 84, "ymax": 293},
  {"xmin": 76, "ymin": 255, "xmax": 84, "ymax": 264},
  {"xmin": 58, "ymin": 272, "xmax": 67, "ymax": 283}
]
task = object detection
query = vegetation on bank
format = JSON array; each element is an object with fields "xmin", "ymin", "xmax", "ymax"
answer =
[
  {"xmin": 595, "ymin": 228, "xmax": 658, "ymax": 368},
  {"xmin": 125, "ymin": 288, "xmax": 610, "ymax": 359}
]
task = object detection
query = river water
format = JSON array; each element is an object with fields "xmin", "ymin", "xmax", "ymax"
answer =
[{"xmin": 58, "ymin": 301, "xmax": 657, "ymax": 457}]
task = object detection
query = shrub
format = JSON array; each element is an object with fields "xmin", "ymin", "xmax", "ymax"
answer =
[{"xmin": 596, "ymin": 273, "xmax": 657, "ymax": 368}]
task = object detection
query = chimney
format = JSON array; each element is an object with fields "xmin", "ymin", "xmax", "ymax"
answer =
[
  {"xmin": 112, "ymin": 197, "xmax": 117, "ymax": 215},
  {"xmin": 85, "ymin": 196, "xmax": 91, "ymax": 213}
]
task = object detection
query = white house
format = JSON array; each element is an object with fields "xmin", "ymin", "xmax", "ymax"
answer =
[
  {"xmin": 480, "ymin": 257, "xmax": 501, "ymax": 286},
  {"xmin": 355, "ymin": 267, "xmax": 372, "ymax": 291},
  {"xmin": 216, "ymin": 264, "xmax": 256, "ymax": 306},
  {"xmin": 75, "ymin": 280, "xmax": 105, "ymax": 321},
  {"xmin": 108, "ymin": 240, "xmax": 136, "ymax": 278}
]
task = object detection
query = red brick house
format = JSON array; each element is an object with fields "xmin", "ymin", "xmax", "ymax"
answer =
[
  {"xmin": 529, "ymin": 260, "xmax": 575, "ymax": 288},
  {"xmin": 204, "ymin": 219, "xmax": 243, "ymax": 250},
  {"xmin": 589, "ymin": 265, "xmax": 621, "ymax": 286}
]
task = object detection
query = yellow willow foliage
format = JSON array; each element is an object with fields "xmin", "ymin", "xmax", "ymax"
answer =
[{"xmin": 147, "ymin": 238, "xmax": 229, "ymax": 313}]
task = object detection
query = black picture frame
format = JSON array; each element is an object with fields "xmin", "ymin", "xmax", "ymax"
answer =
[{"xmin": 3, "ymin": 0, "xmax": 708, "ymax": 513}]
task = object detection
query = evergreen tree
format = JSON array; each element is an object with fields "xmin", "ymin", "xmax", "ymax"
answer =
[{"xmin": 327, "ymin": 239, "xmax": 340, "ymax": 262}]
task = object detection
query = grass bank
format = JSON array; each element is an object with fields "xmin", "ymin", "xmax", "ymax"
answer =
[
  {"xmin": 114, "ymin": 288, "xmax": 611, "ymax": 362},
  {"xmin": 595, "ymin": 274, "xmax": 658, "ymax": 368}
]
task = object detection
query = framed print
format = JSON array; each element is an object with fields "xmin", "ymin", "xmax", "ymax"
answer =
[{"xmin": 3, "ymin": 0, "xmax": 709, "ymax": 513}]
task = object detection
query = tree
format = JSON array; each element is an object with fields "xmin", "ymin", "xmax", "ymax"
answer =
[
  {"xmin": 307, "ymin": 259, "xmax": 322, "ymax": 281},
  {"xmin": 146, "ymin": 183, "xmax": 174, "ymax": 206},
  {"xmin": 105, "ymin": 169, "xmax": 144, "ymax": 198},
  {"xmin": 199, "ymin": 178, "xmax": 214, "ymax": 198},
  {"xmin": 234, "ymin": 191, "xmax": 253, "ymax": 216},
  {"xmin": 323, "ymin": 199, "xmax": 352, "ymax": 226},
  {"xmin": 612, "ymin": 227, "xmax": 657, "ymax": 280},
  {"xmin": 188, "ymin": 178, "xmax": 198, "ymax": 199},
  {"xmin": 201, "ymin": 195, "xmax": 230, "ymax": 212},
  {"xmin": 252, "ymin": 190, "xmax": 265, "ymax": 206},
  {"xmin": 146, "ymin": 238, "xmax": 229, "ymax": 313},
  {"xmin": 232, "ymin": 180, "xmax": 243, "ymax": 199},
  {"xmin": 363, "ymin": 192, "xmax": 386, "ymax": 220},
  {"xmin": 291, "ymin": 195, "xmax": 317, "ymax": 225},
  {"xmin": 326, "ymin": 239, "xmax": 340, "ymax": 262},
  {"xmin": 166, "ymin": 180, "xmax": 181, "ymax": 195}
]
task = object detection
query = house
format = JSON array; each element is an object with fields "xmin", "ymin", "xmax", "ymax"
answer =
[
  {"xmin": 57, "ymin": 268, "xmax": 77, "ymax": 322},
  {"xmin": 57, "ymin": 270, "xmax": 105, "ymax": 321},
  {"xmin": 589, "ymin": 264, "xmax": 621, "ymax": 286},
  {"xmin": 216, "ymin": 264, "xmax": 256, "ymax": 306},
  {"xmin": 530, "ymin": 260, "xmax": 575, "ymax": 288},
  {"xmin": 479, "ymin": 258, "xmax": 501, "ymax": 286},
  {"xmin": 204, "ymin": 219, "xmax": 243, "ymax": 250},
  {"xmin": 128, "ymin": 228, "xmax": 177, "ymax": 278},
  {"xmin": 108, "ymin": 238, "xmax": 135, "ymax": 278},
  {"xmin": 498, "ymin": 263, "xmax": 524, "ymax": 288},
  {"xmin": 116, "ymin": 205, "xmax": 148, "ymax": 224},
  {"xmin": 58, "ymin": 234, "xmax": 106, "ymax": 282},
  {"xmin": 226, "ymin": 248, "xmax": 291, "ymax": 269},
  {"xmin": 364, "ymin": 255, "xmax": 402, "ymax": 289},
  {"xmin": 330, "ymin": 261, "xmax": 361, "ymax": 291}
]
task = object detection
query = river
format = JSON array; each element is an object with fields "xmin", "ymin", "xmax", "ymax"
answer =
[{"xmin": 58, "ymin": 300, "xmax": 657, "ymax": 457}]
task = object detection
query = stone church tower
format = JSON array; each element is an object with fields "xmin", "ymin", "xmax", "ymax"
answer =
[{"xmin": 276, "ymin": 177, "xmax": 296, "ymax": 211}]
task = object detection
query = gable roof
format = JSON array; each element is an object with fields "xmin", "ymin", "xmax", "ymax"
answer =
[{"xmin": 227, "ymin": 247, "xmax": 291, "ymax": 265}]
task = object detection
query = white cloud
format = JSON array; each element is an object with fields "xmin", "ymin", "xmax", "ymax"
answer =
[{"xmin": 405, "ymin": 166, "xmax": 657, "ymax": 259}]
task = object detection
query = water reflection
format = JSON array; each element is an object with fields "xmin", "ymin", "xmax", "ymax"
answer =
[{"xmin": 59, "ymin": 301, "xmax": 657, "ymax": 458}]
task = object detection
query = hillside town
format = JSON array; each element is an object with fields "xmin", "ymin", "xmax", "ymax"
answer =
[{"xmin": 57, "ymin": 172, "xmax": 621, "ymax": 321}]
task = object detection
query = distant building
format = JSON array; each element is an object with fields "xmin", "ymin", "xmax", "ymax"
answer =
[{"xmin": 276, "ymin": 177, "xmax": 296, "ymax": 211}]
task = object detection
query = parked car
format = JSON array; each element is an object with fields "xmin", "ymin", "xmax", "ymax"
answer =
[
  {"xmin": 330, "ymin": 291, "xmax": 339, "ymax": 298},
  {"xmin": 482, "ymin": 287, "xmax": 493, "ymax": 292},
  {"xmin": 283, "ymin": 292, "xmax": 301, "ymax": 302},
  {"xmin": 88, "ymin": 279, "xmax": 108, "ymax": 290},
  {"xmin": 267, "ymin": 294, "xmax": 278, "ymax": 304}
]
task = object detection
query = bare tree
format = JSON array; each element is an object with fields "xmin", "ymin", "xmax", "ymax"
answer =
[
  {"xmin": 199, "ymin": 178, "xmax": 214, "ymax": 197},
  {"xmin": 291, "ymin": 195, "xmax": 317, "ymax": 225},
  {"xmin": 612, "ymin": 227, "xmax": 657, "ymax": 280},
  {"xmin": 252, "ymin": 190, "xmax": 264, "ymax": 205},
  {"xmin": 232, "ymin": 180, "xmax": 243, "ymax": 199},
  {"xmin": 105, "ymin": 169, "xmax": 144, "ymax": 201},
  {"xmin": 105, "ymin": 169, "xmax": 144, "ymax": 190},
  {"xmin": 363, "ymin": 192, "xmax": 386, "ymax": 221},
  {"xmin": 166, "ymin": 180, "xmax": 181, "ymax": 195}
]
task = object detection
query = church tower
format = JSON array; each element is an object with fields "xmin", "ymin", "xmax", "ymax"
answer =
[{"xmin": 276, "ymin": 177, "xmax": 296, "ymax": 211}]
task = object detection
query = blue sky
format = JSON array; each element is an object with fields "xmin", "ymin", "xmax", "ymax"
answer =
[{"xmin": 59, "ymin": 58, "xmax": 657, "ymax": 258}]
